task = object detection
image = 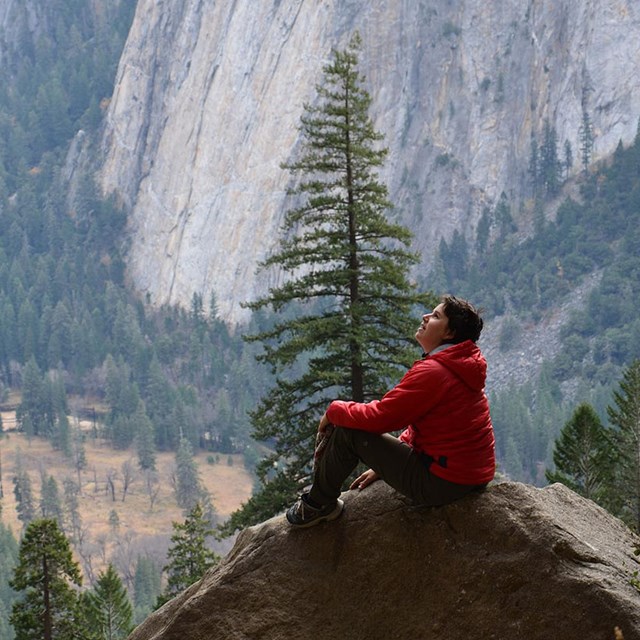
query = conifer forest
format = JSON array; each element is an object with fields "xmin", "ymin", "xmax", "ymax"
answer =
[{"xmin": 2, "ymin": 1, "xmax": 640, "ymax": 637}]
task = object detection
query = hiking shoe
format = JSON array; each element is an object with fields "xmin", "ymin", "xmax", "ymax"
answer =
[{"xmin": 286, "ymin": 493, "xmax": 344, "ymax": 528}]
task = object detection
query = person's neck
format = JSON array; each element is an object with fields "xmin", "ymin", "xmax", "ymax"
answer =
[{"xmin": 422, "ymin": 342, "xmax": 454, "ymax": 358}]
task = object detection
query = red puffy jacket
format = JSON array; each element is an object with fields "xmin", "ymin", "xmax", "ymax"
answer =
[{"xmin": 325, "ymin": 340, "xmax": 495, "ymax": 485}]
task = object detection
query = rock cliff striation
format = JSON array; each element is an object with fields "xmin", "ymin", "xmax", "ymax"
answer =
[
  {"xmin": 128, "ymin": 482, "xmax": 640, "ymax": 640},
  {"xmin": 99, "ymin": 0, "xmax": 640, "ymax": 324}
]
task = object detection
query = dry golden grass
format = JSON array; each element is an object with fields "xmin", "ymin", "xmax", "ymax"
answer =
[{"xmin": 0, "ymin": 403, "xmax": 254, "ymax": 568}]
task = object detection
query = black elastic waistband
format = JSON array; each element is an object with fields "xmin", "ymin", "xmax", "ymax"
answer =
[{"xmin": 420, "ymin": 452, "xmax": 448, "ymax": 469}]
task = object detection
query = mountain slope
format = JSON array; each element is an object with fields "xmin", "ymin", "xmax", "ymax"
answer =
[{"xmin": 98, "ymin": 0, "xmax": 640, "ymax": 324}]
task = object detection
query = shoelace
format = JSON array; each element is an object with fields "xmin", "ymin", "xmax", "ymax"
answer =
[{"xmin": 297, "ymin": 497, "xmax": 319, "ymax": 519}]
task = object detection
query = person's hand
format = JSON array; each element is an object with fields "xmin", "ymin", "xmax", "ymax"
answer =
[
  {"xmin": 318, "ymin": 412, "xmax": 331, "ymax": 435},
  {"xmin": 349, "ymin": 468, "xmax": 379, "ymax": 491}
]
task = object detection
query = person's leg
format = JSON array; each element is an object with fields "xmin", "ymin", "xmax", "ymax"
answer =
[{"xmin": 309, "ymin": 427, "xmax": 483, "ymax": 507}]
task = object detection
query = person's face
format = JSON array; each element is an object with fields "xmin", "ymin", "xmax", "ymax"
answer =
[{"xmin": 415, "ymin": 303, "xmax": 454, "ymax": 353}]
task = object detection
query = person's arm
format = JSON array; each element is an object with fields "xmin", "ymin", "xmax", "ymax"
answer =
[
  {"xmin": 326, "ymin": 360, "xmax": 448, "ymax": 433},
  {"xmin": 318, "ymin": 411, "xmax": 332, "ymax": 434}
]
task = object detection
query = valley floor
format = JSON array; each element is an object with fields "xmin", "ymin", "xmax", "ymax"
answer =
[{"xmin": 0, "ymin": 397, "xmax": 254, "ymax": 574}]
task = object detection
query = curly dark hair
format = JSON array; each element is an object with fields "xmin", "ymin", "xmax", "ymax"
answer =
[{"xmin": 441, "ymin": 295, "xmax": 484, "ymax": 344}]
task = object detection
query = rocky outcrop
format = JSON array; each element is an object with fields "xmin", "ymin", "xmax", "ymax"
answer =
[
  {"xmin": 99, "ymin": 0, "xmax": 640, "ymax": 325},
  {"xmin": 129, "ymin": 482, "xmax": 640, "ymax": 640}
]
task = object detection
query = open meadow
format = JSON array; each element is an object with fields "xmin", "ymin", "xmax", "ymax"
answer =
[{"xmin": 0, "ymin": 395, "xmax": 255, "ymax": 581}]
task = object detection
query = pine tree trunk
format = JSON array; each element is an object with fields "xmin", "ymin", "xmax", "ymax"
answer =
[
  {"xmin": 345, "ymin": 91, "xmax": 364, "ymax": 403},
  {"xmin": 42, "ymin": 555, "xmax": 53, "ymax": 640}
]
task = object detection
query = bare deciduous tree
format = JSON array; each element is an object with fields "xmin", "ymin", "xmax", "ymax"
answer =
[
  {"xmin": 121, "ymin": 458, "xmax": 137, "ymax": 502},
  {"xmin": 112, "ymin": 530, "xmax": 138, "ymax": 590},
  {"xmin": 144, "ymin": 469, "xmax": 161, "ymax": 511},
  {"xmin": 106, "ymin": 468, "xmax": 118, "ymax": 502}
]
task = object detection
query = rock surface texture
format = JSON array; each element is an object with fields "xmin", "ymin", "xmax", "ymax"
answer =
[
  {"xmin": 129, "ymin": 482, "xmax": 640, "ymax": 640},
  {"xmin": 99, "ymin": 0, "xmax": 640, "ymax": 324}
]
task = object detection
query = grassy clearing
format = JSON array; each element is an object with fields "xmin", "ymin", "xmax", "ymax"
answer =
[{"xmin": 0, "ymin": 402, "xmax": 254, "ymax": 574}]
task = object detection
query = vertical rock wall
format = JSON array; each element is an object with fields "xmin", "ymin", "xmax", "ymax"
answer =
[{"xmin": 99, "ymin": 0, "xmax": 640, "ymax": 324}]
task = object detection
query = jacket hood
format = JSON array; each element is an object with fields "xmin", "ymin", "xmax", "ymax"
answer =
[{"xmin": 430, "ymin": 340, "xmax": 487, "ymax": 391}]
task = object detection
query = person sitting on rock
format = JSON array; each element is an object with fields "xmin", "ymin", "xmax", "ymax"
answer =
[{"xmin": 286, "ymin": 294, "xmax": 496, "ymax": 527}]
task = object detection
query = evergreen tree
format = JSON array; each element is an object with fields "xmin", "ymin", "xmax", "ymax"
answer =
[
  {"xmin": 104, "ymin": 356, "xmax": 140, "ymax": 449},
  {"xmin": 579, "ymin": 107, "xmax": 594, "ymax": 173},
  {"xmin": 174, "ymin": 436, "xmax": 208, "ymax": 514},
  {"xmin": 50, "ymin": 372, "xmax": 71, "ymax": 456},
  {"xmin": 157, "ymin": 503, "xmax": 219, "ymax": 607},
  {"xmin": 62, "ymin": 478, "xmax": 82, "ymax": 545},
  {"xmin": 426, "ymin": 249, "xmax": 448, "ymax": 294},
  {"xmin": 134, "ymin": 400, "xmax": 156, "ymax": 471},
  {"xmin": 475, "ymin": 207, "xmax": 491, "ymax": 255},
  {"xmin": 16, "ymin": 357, "xmax": 47, "ymax": 436},
  {"xmin": 16, "ymin": 299, "xmax": 39, "ymax": 364},
  {"xmin": 72, "ymin": 424, "xmax": 88, "ymax": 489},
  {"xmin": 495, "ymin": 192, "xmax": 516, "ymax": 240},
  {"xmin": 171, "ymin": 396, "xmax": 197, "ymax": 451},
  {"xmin": 143, "ymin": 356, "xmax": 175, "ymax": 450},
  {"xmin": 540, "ymin": 119, "xmax": 561, "ymax": 197},
  {"xmin": 39, "ymin": 475, "xmax": 64, "ymax": 527},
  {"xmin": 607, "ymin": 360, "xmax": 640, "ymax": 530},
  {"xmin": 10, "ymin": 519, "xmax": 83, "ymax": 640},
  {"xmin": 47, "ymin": 301, "xmax": 73, "ymax": 369},
  {"xmin": 109, "ymin": 414, "xmax": 135, "ymax": 451},
  {"xmin": 563, "ymin": 139, "xmax": 573, "ymax": 180},
  {"xmin": 132, "ymin": 556, "xmax": 162, "ymax": 624},
  {"xmin": 226, "ymin": 33, "xmax": 423, "ymax": 531},
  {"xmin": 545, "ymin": 403, "xmax": 614, "ymax": 505},
  {"xmin": 504, "ymin": 435, "xmax": 525, "ymax": 480},
  {"xmin": 12, "ymin": 470, "xmax": 36, "ymax": 528},
  {"xmin": 446, "ymin": 229, "xmax": 469, "ymax": 283},
  {"xmin": 83, "ymin": 564, "xmax": 134, "ymax": 640},
  {"xmin": 528, "ymin": 134, "xmax": 539, "ymax": 196},
  {"xmin": 54, "ymin": 412, "xmax": 72, "ymax": 458},
  {"xmin": 0, "ymin": 522, "xmax": 19, "ymax": 640}
]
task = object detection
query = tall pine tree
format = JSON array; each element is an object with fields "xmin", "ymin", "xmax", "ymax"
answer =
[
  {"xmin": 0, "ymin": 522, "xmax": 19, "ymax": 640},
  {"xmin": 134, "ymin": 400, "xmax": 156, "ymax": 471},
  {"xmin": 173, "ymin": 436, "xmax": 213, "ymax": 519},
  {"xmin": 607, "ymin": 359, "xmax": 640, "ymax": 530},
  {"xmin": 579, "ymin": 106, "xmax": 594, "ymax": 173},
  {"xmin": 540, "ymin": 119, "xmax": 561, "ymax": 198},
  {"xmin": 62, "ymin": 478, "xmax": 82, "ymax": 545},
  {"xmin": 545, "ymin": 403, "xmax": 614, "ymax": 505},
  {"xmin": 10, "ymin": 519, "xmax": 83, "ymax": 640},
  {"xmin": 132, "ymin": 556, "xmax": 162, "ymax": 624},
  {"xmin": 39, "ymin": 475, "xmax": 64, "ymax": 527},
  {"xmin": 83, "ymin": 564, "xmax": 134, "ymax": 640},
  {"xmin": 16, "ymin": 357, "xmax": 48, "ymax": 437},
  {"xmin": 157, "ymin": 503, "xmax": 218, "ymax": 607},
  {"xmin": 224, "ymin": 33, "xmax": 424, "ymax": 532},
  {"xmin": 12, "ymin": 470, "xmax": 36, "ymax": 529}
]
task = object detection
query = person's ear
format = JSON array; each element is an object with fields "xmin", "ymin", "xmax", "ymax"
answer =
[{"xmin": 444, "ymin": 325, "xmax": 455, "ymax": 341}]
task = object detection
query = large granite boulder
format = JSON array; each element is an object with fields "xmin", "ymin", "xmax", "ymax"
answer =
[{"xmin": 129, "ymin": 482, "xmax": 640, "ymax": 640}]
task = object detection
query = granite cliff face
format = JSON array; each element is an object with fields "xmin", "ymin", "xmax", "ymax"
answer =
[
  {"xmin": 99, "ymin": 0, "xmax": 640, "ymax": 324},
  {"xmin": 128, "ymin": 482, "xmax": 640, "ymax": 640}
]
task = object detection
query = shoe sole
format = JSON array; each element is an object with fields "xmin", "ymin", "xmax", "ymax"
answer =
[{"xmin": 288, "ymin": 498, "xmax": 345, "ymax": 528}]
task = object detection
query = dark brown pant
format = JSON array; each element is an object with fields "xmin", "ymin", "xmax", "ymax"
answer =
[{"xmin": 308, "ymin": 427, "xmax": 485, "ymax": 507}]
